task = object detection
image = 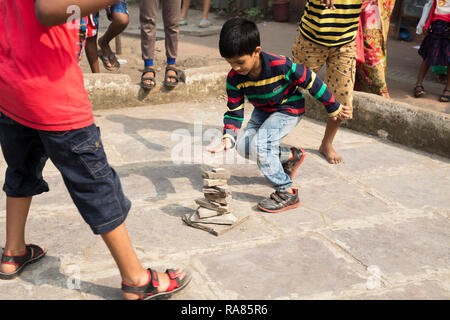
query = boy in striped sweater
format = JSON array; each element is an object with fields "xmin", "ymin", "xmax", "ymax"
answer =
[{"xmin": 209, "ymin": 18, "xmax": 350, "ymax": 213}]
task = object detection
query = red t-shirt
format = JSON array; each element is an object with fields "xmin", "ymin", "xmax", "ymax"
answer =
[{"xmin": 0, "ymin": 0, "xmax": 94, "ymax": 131}]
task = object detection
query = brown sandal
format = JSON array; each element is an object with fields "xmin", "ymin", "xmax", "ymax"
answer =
[
  {"xmin": 140, "ymin": 68, "xmax": 156, "ymax": 90},
  {"xmin": 98, "ymin": 50, "xmax": 120, "ymax": 72},
  {"xmin": 439, "ymin": 89, "xmax": 450, "ymax": 102},
  {"xmin": 414, "ymin": 84, "xmax": 425, "ymax": 98},
  {"xmin": 163, "ymin": 66, "xmax": 186, "ymax": 88}
]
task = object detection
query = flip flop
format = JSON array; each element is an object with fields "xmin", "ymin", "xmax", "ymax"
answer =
[
  {"xmin": 0, "ymin": 244, "xmax": 47, "ymax": 280},
  {"xmin": 198, "ymin": 19, "xmax": 211, "ymax": 28},
  {"xmin": 121, "ymin": 268, "xmax": 191, "ymax": 300},
  {"xmin": 179, "ymin": 18, "xmax": 187, "ymax": 26},
  {"xmin": 98, "ymin": 50, "xmax": 120, "ymax": 72}
]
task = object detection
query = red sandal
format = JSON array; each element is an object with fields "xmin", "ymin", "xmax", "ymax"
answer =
[
  {"xmin": 0, "ymin": 244, "xmax": 46, "ymax": 280},
  {"xmin": 121, "ymin": 268, "xmax": 191, "ymax": 300}
]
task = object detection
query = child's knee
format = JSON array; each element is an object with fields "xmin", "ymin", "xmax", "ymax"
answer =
[{"xmin": 113, "ymin": 12, "xmax": 129, "ymax": 27}]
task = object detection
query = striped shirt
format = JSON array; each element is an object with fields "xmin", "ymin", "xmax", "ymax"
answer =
[
  {"xmin": 300, "ymin": 0, "xmax": 363, "ymax": 47},
  {"xmin": 223, "ymin": 51, "xmax": 341, "ymax": 144}
]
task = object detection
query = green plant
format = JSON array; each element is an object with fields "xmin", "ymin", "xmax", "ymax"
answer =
[
  {"xmin": 247, "ymin": 7, "xmax": 264, "ymax": 21},
  {"xmin": 226, "ymin": 0, "xmax": 237, "ymax": 14}
]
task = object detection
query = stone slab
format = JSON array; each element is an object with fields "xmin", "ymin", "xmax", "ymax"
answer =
[
  {"xmin": 203, "ymin": 178, "xmax": 228, "ymax": 187},
  {"xmin": 343, "ymin": 280, "xmax": 450, "ymax": 300},
  {"xmin": 195, "ymin": 198, "xmax": 230, "ymax": 213},
  {"xmin": 356, "ymin": 167, "xmax": 450, "ymax": 211},
  {"xmin": 196, "ymin": 236, "xmax": 367, "ymax": 299},
  {"xmin": 321, "ymin": 215, "xmax": 450, "ymax": 279},
  {"xmin": 188, "ymin": 211, "xmax": 238, "ymax": 225},
  {"xmin": 202, "ymin": 170, "xmax": 231, "ymax": 180},
  {"xmin": 210, "ymin": 195, "xmax": 232, "ymax": 205}
]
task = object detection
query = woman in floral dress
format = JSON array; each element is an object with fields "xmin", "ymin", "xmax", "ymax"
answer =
[{"xmin": 355, "ymin": 0, "xmax": 396, "ymax": 98}]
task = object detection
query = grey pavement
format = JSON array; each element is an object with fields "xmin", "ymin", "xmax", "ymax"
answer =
[{"xmin": 0, "ymin": 98, "xmax": 449, "ymax": 300}]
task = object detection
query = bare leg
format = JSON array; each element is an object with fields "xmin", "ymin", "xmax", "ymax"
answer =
[
  {"xmin": 319, "ymin": 118, "xmax": 343, "ymax": 164},
  {"xmin": 85, "ymin": 35, "xmax": 100, "ymax": 73},
  {"xmin": 446, "ymin": 63, "xmax": 450, "ymax": 92},
  {"xmin": 440, "ymin": 63, "xmax": 450, "ymax": 102},
  {"xmin": 101, "ymin": 222, "xmax": 187, "ymax": 300},
  {"xmin": 201, "ymin": 0, "xmax": 211, "ymax": 20},
  {"xmin": 0, "ymin": 197, "xmax": 33, "ymax": 274},
  {"xmin": 181, "ymin": 0, "xmax": 192, "ymax": 20},
  {"xmin": 416, "ymin": 60, "xmax": 430, "ymax": 86},
  {"xmin": 98, "ymin": 12, "xmax": 129, "ymax": 61}
]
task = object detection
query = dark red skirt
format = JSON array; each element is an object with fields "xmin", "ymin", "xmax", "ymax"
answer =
[{"xmin": 418, "ymin": 19, "xmax": 450, "ymax": 66}]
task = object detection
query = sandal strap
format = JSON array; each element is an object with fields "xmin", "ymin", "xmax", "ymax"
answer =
[
  {"xmin": 142, "ymin": 68, "xmax": 155, "ymax": 75},
  {"xmin": 270, "ymin": 192, "xmax": 283, "ymax": 203},
  {"xmin": 165, "ymin": 66, "xmax": 180, "ymax": 75},
  {"xmin": 121, "ymin": 268, "xmax": 159, "ymax": 299},
  {"xmin": 1, "ymin": 244, "xmax": 42, "ymax": 266},
  {"xmin": 165, "ymin": 269, "xmax": 181, "ymax": 292},
  {"xmin": 276, "ymin": 191, "xmax": 289, "ymax": 201},
  {"xmin": 165, "ymin": 67, "xmax": 180, "ymax": 83}
]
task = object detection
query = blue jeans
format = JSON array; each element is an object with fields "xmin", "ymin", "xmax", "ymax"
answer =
[
  {"xmin": 236, "ymin": 109, "xmax": 302, "ymax": 191},
  {"xmin": 0, "ymin": 113, "xmax": 131, "ymax": 235}
]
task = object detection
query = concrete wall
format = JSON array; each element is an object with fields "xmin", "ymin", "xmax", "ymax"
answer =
[{"xmin": 303, "ymin": 90, "xmax": 450, "ymax": 159}]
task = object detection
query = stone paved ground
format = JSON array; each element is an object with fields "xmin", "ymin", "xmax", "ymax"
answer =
[{"xmin": 0, "ymin": 98, "xmax": 448, "ymax": 300}]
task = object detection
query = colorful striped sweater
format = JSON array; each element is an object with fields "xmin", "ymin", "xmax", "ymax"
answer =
[{"xmin": 223, "ymin": 51, "xmax": 342, "ymax": 144}]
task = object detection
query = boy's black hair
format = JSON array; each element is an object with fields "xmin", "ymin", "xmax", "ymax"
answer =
[{"xmin": 219, "ymin": 17, "xmax": 260, "ymax": 58}]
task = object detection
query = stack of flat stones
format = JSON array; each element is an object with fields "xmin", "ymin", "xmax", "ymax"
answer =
[
  {"xmin": 183, "ymin": 167, "xmax": 250, "ymax": 236},
  {"xmin": 192, "ymin": 168, "xmax": 237, "ymax": 224}
]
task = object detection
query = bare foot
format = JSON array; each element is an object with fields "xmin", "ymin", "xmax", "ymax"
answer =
[
  {"xmin": 98, "ymin": 36, "xmax": 112, "ymax": 58},
  {"xmin": 319, "ymin": 142, "xmax": 343, "ymax": 164},
  {"xmin": 122, "ymin": 268, "xmax": 187, "ymax": 300}
]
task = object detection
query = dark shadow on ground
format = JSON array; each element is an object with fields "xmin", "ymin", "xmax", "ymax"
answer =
[{"xmin": 19, "ymin": 255, "xmax": 121, "ymax": 300}]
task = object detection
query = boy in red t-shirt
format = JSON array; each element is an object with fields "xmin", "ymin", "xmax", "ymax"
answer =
[{"xmin": 0, "ymin": 0, "xmax": 190, "ymax": 300}]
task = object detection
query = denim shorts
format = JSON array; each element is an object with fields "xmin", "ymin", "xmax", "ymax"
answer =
[
  {"xmin": 108, "ymin": 0, "xmax": 128, "ymax": 20},
  {"xmin": 0, "ymin": 113, "xmax": 131, "ymax": 235}
]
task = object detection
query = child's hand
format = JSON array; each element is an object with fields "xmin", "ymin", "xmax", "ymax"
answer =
[
  {"xmin": 331, "ymin": 105, "xmax": 352, "ymax": 121},
  {"xmin": 320, "ymin": 0, "xmax": 336, "ymax": 9},
  {"xmin": 207, "ymin": 138, "xmax": 233, "ymax": 153}
]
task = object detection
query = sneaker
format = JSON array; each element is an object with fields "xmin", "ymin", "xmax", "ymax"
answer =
[
  {"xmin": 257, "ymin": 188, "xmax": 300, "ymax": 213},
  {"xmin": 282, "ymin": 147, "xmax": 306, "ymax": 179}
]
